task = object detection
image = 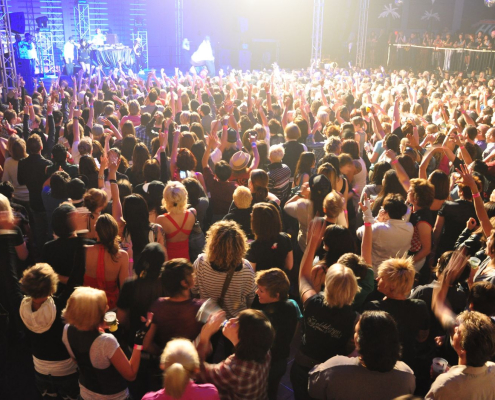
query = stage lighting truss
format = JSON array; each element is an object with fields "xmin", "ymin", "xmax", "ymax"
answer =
[
  {"xmin": 132, "ymin": 31, "xmax": 148, "ymax": 69},
  {"xmin": 175, "ymin": 0, "xmax": 183, "ymax": 67},
  {"xmin": 74, "ymin": 2, "xmax": 91, "ymax": 41},
  {"xmin": 0, "ymin": 0, "xmax": 17, "ymax": 95},
  {"xmin": 40, "ymin": 0, "xmax": 65, "ymax": 53},
  {"xmin": 36, "ymin": 30, "xmax": 56, "ymax": 74},
  {"xmin": 311, "ymin": 0, "xmax": 324, "ymax": 66},
  {"xmin": 356, "ymin": 0, "xmax": 370, "ymax": 68}
]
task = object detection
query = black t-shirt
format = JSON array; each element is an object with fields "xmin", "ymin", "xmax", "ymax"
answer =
[
  {"xmin": 254, "ymin": 299, "xmax": 302, "ymax": 361},
  {"xmin": 223, "ymin": 208, "xmax": 253, "ymax": 239},
  {"xmin": 282, "ymin": 141, "xmax": 305, "ymax": 177},
  {"xmin": 364, "ymin": 298, "xmax": 430, "ymax": 367},
  {"xmin": 246, "ymin": 232, "xmax": 292, "ymax": 271},
  {"xmin": 437, "ymin": 200, "xmax": 477, "ymax": 256},
  {"xmin": 300, "ymin": 294, "xmax": 357, "ymax": 363}
]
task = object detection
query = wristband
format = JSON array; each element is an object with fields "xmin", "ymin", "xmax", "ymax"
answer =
[
  {"xmin": 364, "ymin": 222, "xmax": 372, "ymax": 227},
  {"xmin": 133, "ymin": 344, "xmax": 143, "ymax": 351},
  {"xmin": 98, "ymin": 175, "xmax": 104, "ymax": 180},
  {"xmin": 89, "ymin": 105, "xmax": 94, "ymax": 108},
  {"xmin": 344, "ymin": 209, "xmax": 348, "ymax": 214},
  {"xmin": 251, "ymin": 142, "xmax": 257, "ymax": 148},
  {"xmin": 109, "ymin": 179, "xmax": 117, "ymax": 184},
  {"xmin": 459, "ymin": 146, "xmax": 465, "ymax": 149},
  {"xmin": 472, "ymin": 192, "xmax": 481, "ymax": 199},
  {"xmin": 391, "ymin": 159, "xmax": 399, "ymax": 165}
]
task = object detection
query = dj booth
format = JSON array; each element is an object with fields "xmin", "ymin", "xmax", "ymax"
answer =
[{"xmin": 90, "ymin": 46, "xmax": 134, "ymax": 69}]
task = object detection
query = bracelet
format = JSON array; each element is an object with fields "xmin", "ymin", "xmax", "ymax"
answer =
[
  {"xmin": 364, "ymin": 222, "xmax": 372, "ymax": 227},
  {"xmin": 98, "ymin": 175, "xmax": 104, "ymax": 180},
  {"xmin": 391, "ymin": 159, "xmax": 399, "ymax": 165},
  {"xmin": 133, "ymin": 344, "xmax": 143, "ymax": 351},
  {"xmin": 459, "ymin": 146, "xmax": 465, "ymax": 149},
  {"xmin": 251, "ymin": 142, "xmax": 257, "ymax": 148},
  {"xmin": 89, "ymin": 105, "xmax": 94, "ymax": 108},
  {"xmin": 344, "ymin": 209, "xmax": 348, "ymax": 214},
  {"xmin": 472, "ymin": 192, "xmax": 481, "ymax": 199},
  {"xmin": 109, "ymin": 179, "xmax": 117, "ymax": 184}
]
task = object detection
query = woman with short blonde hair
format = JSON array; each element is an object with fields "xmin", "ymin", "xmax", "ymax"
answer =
[
  {"xmin": 192, "ymin": 220, "xmax": 255, "ymax": 318},
  {"xmin": 377, "ymin": 258, "xmax": 415, "ymax": 298},
  {"xmin": 142, "ymin": 339, "xmax": 219, "ymax": 399},
  {"xmin": 157, "ymin": 181, "xmax": 196, "ymax": 260},
  {"xmin": 324, "ymin": 264, "xmax": 359, "ymax": 307},
  {"xmin": 62, "ymin": 287, "xmax": 150, "ymax": 400}
]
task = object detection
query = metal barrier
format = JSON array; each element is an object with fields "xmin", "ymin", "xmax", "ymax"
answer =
[{"xmin": 387, "ymin": 44, "xmax": 495, "ymax": 73}]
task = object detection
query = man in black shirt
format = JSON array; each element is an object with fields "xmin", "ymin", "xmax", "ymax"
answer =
[{"xmin": 18, "ymin": 134, "xmax": 52, "ymax": 255}]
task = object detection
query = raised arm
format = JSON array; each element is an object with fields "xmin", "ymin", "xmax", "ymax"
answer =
[
  {"xmin": 392, "ymin": 95, "xmax": 401, "ymax": 131},
  {"xmin": 170, "ymin": 129, "xmax": 181, "ymax": 174},
  {"xmin": 387, "ymin": 149, "xmax": 411, "ymax": 192},
  {"xmin": 359, "ymin": 194, "xmax": 373, "ymax": 265}
]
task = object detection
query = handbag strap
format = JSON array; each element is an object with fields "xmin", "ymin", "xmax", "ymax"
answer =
[{"xmin": 217, "ymin": 267, "xmax": 236, "ymax": 309}]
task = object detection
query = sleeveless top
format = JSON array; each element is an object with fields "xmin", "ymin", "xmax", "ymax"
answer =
[
  {"xmin": 84, "ymin": 245, "xmax": 120, "ymax": 310},
  {"xmin": 164, "ymin": 211, "xmax": 192, "ymax": 260},
  {"xmin": 66, "ymin": 326, "xmax": 127, "ymax": 396}
]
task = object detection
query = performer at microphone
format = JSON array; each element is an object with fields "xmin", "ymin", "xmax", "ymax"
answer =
[
  {"xmin": 190, "ymin": 36, "xmax": 215, "ymax": 76},
  {"xmin": 132, "ymin": 37, "xmax": 144, "ymax": 74},
  {"xmin": 17, "ymin": 33, "xmax": 37, "ymax": 93}
]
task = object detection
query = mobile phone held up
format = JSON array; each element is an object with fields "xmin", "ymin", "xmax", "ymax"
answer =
[{"xmin": 179, "ymin": 170, "xmax": 187, "ymax": 179}]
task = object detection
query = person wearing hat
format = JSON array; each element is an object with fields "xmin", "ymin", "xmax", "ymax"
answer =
[
  {"xmin": 284, "ymin": 174, "xmax": 332, "ymax": 253},
  {"xmin": 228, "ymin": 136, "xmax": 260, "ymax": 186}
]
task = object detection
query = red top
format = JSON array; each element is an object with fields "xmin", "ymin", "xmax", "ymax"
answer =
[
  {"xmin": 164, "ymin": 211, "xmax": 192, "ymax": 260},
  {"xmin": 84, "ymin": 245, "xmax": 120, "ymax": 309}
]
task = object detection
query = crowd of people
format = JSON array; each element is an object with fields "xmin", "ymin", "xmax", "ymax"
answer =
[{"xmin": 1, "ymin": 60, "xmax": 495, "ymax": 400}]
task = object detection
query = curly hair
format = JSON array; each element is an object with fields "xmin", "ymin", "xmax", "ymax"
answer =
[
  {"xmin": 20, "ymin": 263, "xmax": 59, "ymax": 299},
  {"xmin": 176, "ymin": 148, "xmax": 197, "ymax": 171},
  {"xmin": 205, "ymin": 220, "xmax": 247, "ymax": 271}
]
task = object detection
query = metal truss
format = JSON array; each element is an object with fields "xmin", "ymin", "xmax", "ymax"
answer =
[
  {"xmin": 40, "ymin": 0, "xmax": 65, "ymax": 54},
  {"xmin": 311, "ymin": 0, "xmax": 324, "ymax": 66},
  {"xmin": 175, "ymin": 0, "xmax": 183, "ymax": 67},
  {"xmin": 74, "ymin": 2, "xmax": 91, "ymax": 41},
  {"xmin": 131, "ymin": 31, "xmax": 148, "ymax": 69},
  {"xmin": 36, "ymin": 30, "xmax": 55, "ymax": 75},
  {"xmin": 0, "ymin": 0, "xmax": 17, "ymax": 93},
  {"xmin": 356, "ymin": 0, "xmax": 370, "ymax": 68}
]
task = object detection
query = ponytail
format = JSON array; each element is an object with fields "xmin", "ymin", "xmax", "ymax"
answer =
[{"xmin": 164, "ymin": 363, "xmax": 191, "ymax": 399}]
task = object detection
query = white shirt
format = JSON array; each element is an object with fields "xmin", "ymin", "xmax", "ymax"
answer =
[
  {"xmin": 356, "ymin": 219, "xmax": 413, "ymax": 274},
  {"xmin": 92, "ymin": 33, "xmax": 106, "ymax": 46},
  {"xmin": 426, "ymin": 362, "xmax": 495, "ymax": 400},
  {"xmin": 191, "ymin": 40, "xmax": 214, "ymax": 64},
  {"xmin": 63, "ymin": 41, "xmax": 79, "ymax": 63}
]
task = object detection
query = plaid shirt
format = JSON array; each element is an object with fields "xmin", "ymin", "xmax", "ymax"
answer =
[
  {"xmin": 135, "ymin": 124, "xmax": 156, "ymax": 152},
  {"xmin": 199, "ymin": 353, "xmax": 271, "ymax": 400}
]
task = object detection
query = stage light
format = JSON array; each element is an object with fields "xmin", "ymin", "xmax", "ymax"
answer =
[
  {"xmin": 394, "ymin": 0, "xmax": 403, "ymax": 5},
  {"xmin": 485, "ymin": 0, "xmax": 495, "ymax": 7}
]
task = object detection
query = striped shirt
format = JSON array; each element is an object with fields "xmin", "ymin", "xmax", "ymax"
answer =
[
  {"xmin": 267, "ymin": 162, "xmax": 291, "ymax": 203},
  {"xmin": 192, "ymin": 254, "xmax": 256, "ymax": 319}
]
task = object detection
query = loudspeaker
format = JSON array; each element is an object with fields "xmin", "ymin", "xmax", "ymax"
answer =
[
  {"xmin": 9, "ymin": 12, "xmax": 25, "ymax": 34},
  {"xmin": 36, "ymin": 16, "xmax": 48, "ymax": 29}
]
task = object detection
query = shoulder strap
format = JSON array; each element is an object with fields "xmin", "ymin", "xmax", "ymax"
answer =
[
  {"xmin": 217, "ymin": 267, "xmax": 236, "ymax": 309},
  {"xmin": 180, "ymin": 210, "xmax": 190, "ymax": 229},
  {"xmin": 165, "ymin": 213, "xmax": 181, "ymax": 230}
]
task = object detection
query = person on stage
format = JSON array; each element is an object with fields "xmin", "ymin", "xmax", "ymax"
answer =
[
  {"xmin": 78, "ymin": 39, "xmax": 91, "ymax": 76},
  {"xmin": 190, "ymin": 36, "xmax": 215, "ymax": 76},
  {"xmin": 63, "ymin": 36, "xmax": 80, "ymax": 76},
  {"xmin": 132, "ymin": 37, "xmax": 144, "ymax": 74},
  {"xmin": 91, "ymin": 28, "xmax": 106, "ymax": 46},
  {"xmin": 17, "ymin": 33, "xmax": 37, "ymax": 93}
]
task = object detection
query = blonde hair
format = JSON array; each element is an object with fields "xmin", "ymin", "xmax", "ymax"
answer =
[
  {"xmin": 377, "ymin": 257, "xmax": 415, "ymax": 297},
  {"xmin": 180, "ymin": 111, "xmax": 191, "ymax": 126},
  {"xmin": 233, "ymin": 186, "xmax": 252, "ymax": 209},
  {"xmin": 284, "ymin": 123, "xmax": 301, "ymax": 140},
  {"xmin": 163, "ymin": 181, "xmax": 188, "ymax": 213},
  {"xmin": 128, "ymin": 99, "xmax": 140, "ymax": 116},
  {"xmin": 205, "ymin": 220, "xmax": 247, "ymax": 271},
  {"xmin": 161, "ymin": 339, "xmax": 199, "ymax": 399},
  {"xmin": 317, "ymin": 110, "xmax": 330, "ymax": 126},
  {"xmin": 62, "ymin": 287, "xmax": 107, "ymax": 331},
  {"xmin": 0, "ymin": 194, "xmax": 14, "ymax": 225},
  {"xmin": 323, "ymin": 191, "xmax": 344, "ymax": 219},
  {"xmin": 324, "ymin": 264, "xmax": 359, "ymax": 307},
  {"xmin": 269, "ymin": 145, "xmax": 285, "ymax": 163}
]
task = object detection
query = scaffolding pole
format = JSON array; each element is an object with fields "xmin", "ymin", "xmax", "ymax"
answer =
[
  {"xmin": 175, "ymin": 0, "xmax": 183, "ymax": 67},
  {"xmin": 0, "ymin": 0, "xmax": 17, "ymax": 95},
  {"xmin": 40, "ymin": 0, "xmax": 65, "ymax": 56},
  {"xmin": 74, "ymin": 3, "xmax": 91, "ymax": 41},
  {"xmin": 311, "ymin": 0, "xmax": 324, "ymax": 66},
  {"xmin": 356, "ymin": 0, "xmax": 370, "ymax": 68},
  {"xmin": 36, "ymin": 30, "xmax": 55, "ymax": 75}
]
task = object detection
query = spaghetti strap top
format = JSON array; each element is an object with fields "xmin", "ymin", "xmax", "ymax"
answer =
[
  {"xmin": 83, "ymin": 245, "xmax": 120, "ymax": 309},
  {"xmin": 164, "ymin": 211, "xmax": 192, "ymax": 240}
]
